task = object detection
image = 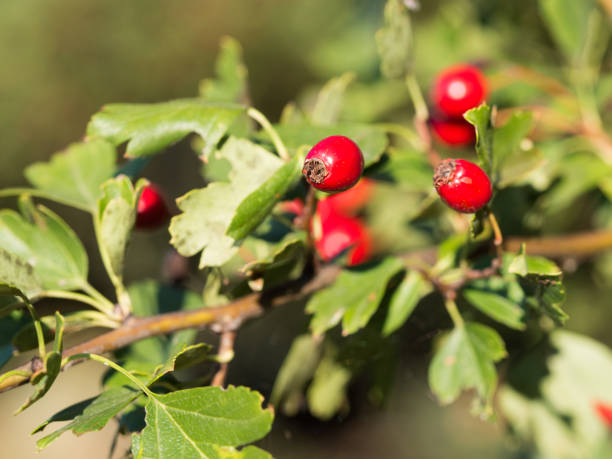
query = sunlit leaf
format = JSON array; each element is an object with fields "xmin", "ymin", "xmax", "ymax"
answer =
[{"xmin": 463, "ymin": 289, "xmax": 526, "ymax": 330}]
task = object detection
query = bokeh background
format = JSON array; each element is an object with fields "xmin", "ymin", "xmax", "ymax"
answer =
[{"xmin": 0, "ymin": 0, "xmax": 610, "ymax": 457}]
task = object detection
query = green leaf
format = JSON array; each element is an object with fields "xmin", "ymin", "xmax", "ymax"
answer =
[
  {"xmin": 382, "ymin": 270, "xmax": 429, "ymax": 336},
  {"xmin": 35, "ymin": 387, "xmax": 141, "ymax": 449},
  {"xmin": 97, "ymin": 176, "xmax": 144, "ymax": 283},
  {"xmin": 270, "ymin": 123, "xmax": 388, "ymax": 167},
  {"xmin": 139, "ymin": 386, "xmax": 273, "ymax": 458},
  {"xmin": 508, "ymin": 244, "xmax": 528, "ymax": 277},
  {"xmin": 150, "ymin": 343, "xmax": 213, "ymax": 385},
  {"xmin": 524, "ymin": 256, "xmax": 563, "ymax": 277},
  {"xmin": 493, "ymin": 111, "xmax": 533, "ymax": 165},
  {"xmin": 170, "ymin": 138, "xmax": 283, "ymax": 268},
  {"xmin": 368, "ymin": 148, "xmax": 432, "ymax": 192},
  {"xmin": 16, "ymin": 350, "xmax": 62, "ymax": 413},
  {"xmin": 24, "ymin": 140, "xmax": 116, "ymax": 211},
  {"xmin": 270, "ymin": 334, "xmax": 322, "ymax": 416},
  {"xmin": 307, "ymin": 257, "xmax": 404, "ymax": 336},
  {"xmin": 87, "ymin": 99, "xmax": 245, "ymax": 159},
  {"xmin": 243, "ymin": 232, "xmax": 307, "ymax": 277},
  {"xmin": 538, "ymin": 0, "xmax": 600, "ymax": 64},
  {"xmin": 376, "ymin": 0, "xmax": 412, "ymax": 79},
  {"xmin": 199, "ymin": 36, "xmax": 249, "ymax": 104},
  {"xmin": 227, "ymin": 154, "xmax": 303, "ymax": 241},
  {"xmin": 0, "ymin": 205, "xmax": 88, "ymax": 291},
  {"xmin": 310, "ymin": 73, "xmax": 355, "ymax": 125},
  {"xmin": 463, "ymin": 289, "xmax": 526, "ymax": 330},
  {"xmin": 464, "ymin": 105, "xmax": 494, "ymax": 176},
  {"xmin": 429, "ymin": 322, "xmax": 507, "ymax": 409},
  {"xmin": 0, "ymin": 250, "xmax": 42, "ymax": 301},
  {"xmin": 307, "ymin": 353, "xmax": 351, "ymax": 421}
]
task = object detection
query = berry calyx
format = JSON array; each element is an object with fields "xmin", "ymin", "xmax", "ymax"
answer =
[
  {"xmin": 312, "ymin": 202, "xmax": 372, "ymax": 266},
  {"xmin": 430, "ymin": 117, "xmax": 475, "ymax": 147},
  {"xmin": 433, "ymin": 158, "xmax": 492, "ymax": 213},
  {"xmin": 432, "ymin": 65, "xmax": 487, "ymax": 118},
  {"xmin": 135, "ymin": 183, "xmax": 170, "ymax": 230},
  {"xmin": 321, "ymin": 178, "xmax": 374, "ymax": 217},
  {"xmin": 302, "ymin": 135, "xmax": 364, "ymax": 192}
]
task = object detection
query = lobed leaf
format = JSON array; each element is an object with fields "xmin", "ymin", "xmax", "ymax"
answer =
[
  {"xmin": 87, "ymin": 99, "xmax": 245, "ymax": 159},
  {"xmin": 307, "ymin": 257, "xmax": 404, "ymax": 336},
  {"xmin": 170, "ymin": 137, "xmax": 283, "ymax": 268},
  {"xmin": 139, "ymin": 386, "xmax": 273, "ymax": 458},
  {"xmin": 24, "ymin": 140, "xmax": 116, "ymax": 211}
]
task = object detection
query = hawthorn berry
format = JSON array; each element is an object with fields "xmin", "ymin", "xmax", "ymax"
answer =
[
  {"xmin": 432, "ymin": 65, "xmax": 487, "ymax": 118},
  {"xmin": 433, "ymin": 158, "xmax": 492, "ymax": 213},
  {"xmin": 135, "ymin": 183, "xmax": 170, "ymax": 230},
  {"xmin": 430, "ymin": 117, "xmax": 475, "ymax": 147},
  {"xmin": 312, "ymin": 201, "xmax": 372, "ymax": 266},
  {"xmin": 302, "ymin": 135, "xmax": 364, "ymax": 192}
]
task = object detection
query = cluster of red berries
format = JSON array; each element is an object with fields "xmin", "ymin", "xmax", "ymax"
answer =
[{"xmin": 429, "ymin": 64, "xmax": 487, "ymax": 147}]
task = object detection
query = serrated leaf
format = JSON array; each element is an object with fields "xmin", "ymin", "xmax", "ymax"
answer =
[
  {"xmin": 170, "ymin": 137, "xmax": 283, "ymax": 268},
  {"xmin": 307, "ymin": 257, "xmax": 404, "ymax": 336},
  {"xmin": 464, "ymin": 105, "xmax": 494, "ymax": 176},
  {"xmin": 97, "ymin": 176, "xmax": 144, "ymax": 283},
  {"xmin": 24, "ymin": 140, "xmax": 116, "ymax": 211},
  {"xmin": 139, "ymin": 386, "xmax": 273, "ymax": 458},
  {"xmin": 376, "ymin": 0, "xmax": 412, "ymax": 79},
  {"xmin": 17, "ymin": 350, "xmax": 62, "ymax": 413},
  {"xmin": 382, "ymin": 270, "xmax": 428, "ymax": 336},
  {"xmin": 269, "ymin": 123, "xmax": 388, "ymax": 167},
  {"xmin": 227, "ymin": 154, "xmax": 303, "ymax": 241},
  {"xmin": 0, "ymin": 250, "xmax": 42, "ymax": 301},
  {"xmin": 429, "ymin": 322, "xmax": 507, "ymax": 409},
  {"xmin": 199, "ymin": 36, "xmax": 249, "ymax": 104},
  {"xmin": 463, "ymin": 289, "xmax": 526, "ymax": 330},
  {"xmin": 307, "ymin": 353, "xmax": 351, "ymax": 421},
  {"xmin": 35, "ymin": 387, "xmax": 141, "ymax": 449},
  {"xmin": 0, "ymin": 205, "xmax": 88, "ymax": 291},
  {"xmin": 310, "ymin": 73, "xmax": 355, "ymax": 125},
  {"xmin": 87, "ymin": 99, "xmax": 245, "ymax": 159},
  {"xmin": 270, "ymin": 334, "xmax": 322, "ymax": 416}
]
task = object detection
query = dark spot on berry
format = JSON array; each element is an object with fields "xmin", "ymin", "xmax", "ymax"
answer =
[{"xmin": 303, "ymin": 158, "xmax": 328, "ymax": 184}]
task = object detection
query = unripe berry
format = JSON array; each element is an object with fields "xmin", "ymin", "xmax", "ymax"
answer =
[
  {"xmin": 433, "ymin": 159, "xmax": 492, "ymax": 213},
  {"xmin": 313, "ymin": 201, "xmax": 372, "ymax": 266},
  {"xmin": 302, "ymin": 135, "xmax": 364, "ymax": 192},
  {"xmin": 135, "ymin": 184, "xmax": 170, "ymax": 230},
  {"xmin": 430, "ymin": 117, "xmax": 475, "ymax": 147},
  {"xmin": 432, "ymin": 65, "xmax": 487, "ymax": 118}
]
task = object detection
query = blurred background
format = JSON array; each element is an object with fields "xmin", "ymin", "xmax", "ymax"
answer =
[{"xmin": 0, "ymin": 0, "xmax": 610, "ymax": 457}]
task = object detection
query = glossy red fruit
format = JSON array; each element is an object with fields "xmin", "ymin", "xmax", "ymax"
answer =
[
  {"xmin": 433, "ymin": 158, "xmax": 492, "ymax": 213},
  {"xmin": 135, "ymin": 184, "xmax": 170, "ymax": 230},
  {"xmin": 430, "ymin": 117, "xmax": 475, "ymax": 147},
  {"xmin": 594, "ymin": 401, "xmax": 612, "ymax": 429},
  {"xmin": 302, "ymin": 135, "xmax": 364, "ymax": 192},
  {"xmin": 432, "ymin": 65, "xmax": 487, "ymax": 118},
  {"xmin": 321, "ymin": 178, "xmax": 374, "ymax": 217},
  {"xmin": 313, "ymin": 203, "xmax": 372, "ymax": 266}
]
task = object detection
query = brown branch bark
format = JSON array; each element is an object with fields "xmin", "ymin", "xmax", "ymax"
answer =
[
  {"xmin": 211, "ymin": 330, "xmax": 237, "ymax": 387},
  {"xmin": 1, "ymin": 228, "xmax": 612, "ymax": 395}
]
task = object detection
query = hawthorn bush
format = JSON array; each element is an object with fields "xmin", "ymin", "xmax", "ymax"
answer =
[{"xmin": 1, "ymin": 0, "xmax": 612, "ymax": 458}]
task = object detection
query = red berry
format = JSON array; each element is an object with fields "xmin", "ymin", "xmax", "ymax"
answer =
[
  {"xmin": 302, "ymin": 135, "xmax": 364, "ymax": 192},
  {"xmin": 312, "ymin": 202, "xmax": 372, "ymax": 266},
  {"xmin": 432, "ymin": 65, "xmax": 487, "ymax": 118},
  {"xmin": 430, "ymin": 117, "xmax": 475, "ymax": 147},
  {"xmin": 135, "ymin": 184, "xmax": 170, "ymax": 230},
  {"xmin": 321, "ymin": 178, "xmax": 374, "ymax": 217},
  {"xmin": 594, "ymin": 401, "xmax": 612, "ymax": 429},
  {"xmin": 279, "ymin": 198, "xmax": 305, "ymax": 217},
  {"xmin": 433, "ymin": 159, "xmax": 492, "ymax": 213}
]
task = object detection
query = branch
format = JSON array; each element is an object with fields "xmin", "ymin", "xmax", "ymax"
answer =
[
  {"xmin": 0, "ymin": 264, "xmax": 340, "ymax": 394},
  {"xmin": 504, "ymin": 229, "xmax": 612, "ymax": 258}
]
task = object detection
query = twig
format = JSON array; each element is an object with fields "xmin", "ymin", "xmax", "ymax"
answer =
[
  {"xmin": 211, "ymin": 330, "xmax": 237, "ymax": 387},
  {"xmin": 504, "ymin": 229, "xmax": 612, "ymax": 258}
]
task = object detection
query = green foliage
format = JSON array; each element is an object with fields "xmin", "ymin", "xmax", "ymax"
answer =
[
  {"xmin": 87, "ymin": 99, "xmax": 245, "ymax": 159},
  {"xmin": 382, "ymin": 270, "xmax": 429, "ymax": 336},
  {"xmin": 376, "ymin": 0, "xmax": 412, "ymax": 79},
  {"xmin": 135, "ymin": 386, "xmax": 273, "ymax": 458},
  {"xmin": 199, "ymin": 36, "xmax": 249, "ymax": 104}
]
